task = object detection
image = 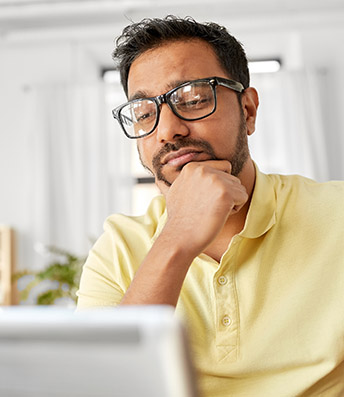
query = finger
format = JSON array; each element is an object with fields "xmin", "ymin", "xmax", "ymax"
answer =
[
  {"xmin": 185, "ymin": 159, "xmax": 232, "ymax": 174},
  {"xmin": 228, "ymin": 185, "xmax": 249, "ymax": 215}
]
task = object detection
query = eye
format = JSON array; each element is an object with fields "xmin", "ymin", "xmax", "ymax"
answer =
[
  {"xmin": 135, "ymin": 110, "xmax": 156, "ymax": 124},
  {"xmin": 130, "ymin": 100, "xmax": 156, "ymax": 124},
  {"xmin": 190, "ymin": 96, "xmax": 212, "ymax": 106},
  {"xmin": 177, "ymin": 95, "xmax": 213, "ymax": 110}
]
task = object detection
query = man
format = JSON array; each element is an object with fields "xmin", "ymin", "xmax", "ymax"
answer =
[{"xmin": 77, "ymin": 16, "xmax": 344, "ymax": 396}]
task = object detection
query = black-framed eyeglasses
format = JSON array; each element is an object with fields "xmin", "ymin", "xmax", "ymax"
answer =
[{"xmin": 112, "ymin": 76, "xmax": 244, "ymax": 139}]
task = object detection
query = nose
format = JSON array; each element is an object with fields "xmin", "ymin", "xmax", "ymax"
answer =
[{"xmin": 155, "ymin": 103, "xmax": 190, "ymax": 143}]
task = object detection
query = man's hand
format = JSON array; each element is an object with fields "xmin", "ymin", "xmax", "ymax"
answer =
[
  {"xmin": 120, "ymin": 160, "xmax": 248, "ymax": 306},
  {"xmin": 157, "ymin": 160, "xmax": 249, "ymax": 257}
]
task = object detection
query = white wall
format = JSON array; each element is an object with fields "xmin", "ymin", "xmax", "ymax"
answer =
[{"xmin": 1, "ymin": 3, "xmax": 344, "ymax": 271}]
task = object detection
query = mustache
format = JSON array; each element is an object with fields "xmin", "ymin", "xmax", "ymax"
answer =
[{"xmin": 152, "ymin": 138, "xmax": 217, "ymax": 170}]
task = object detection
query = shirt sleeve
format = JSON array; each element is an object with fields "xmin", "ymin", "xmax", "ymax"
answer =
[
  {"xmin": 76, "ymin": 196, "xmax": 166, "ymax": 310},
  {"xmin": 76, "ymin": 223, "xmax": 125, "ymax": 310}
]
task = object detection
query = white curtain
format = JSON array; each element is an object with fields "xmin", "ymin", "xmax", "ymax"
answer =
[
  {"xmin": 28, "ymin": 82, "xmax": 132, "ymax": 267},
  {"xmin": 249, "ymin": 69, "xmax": 329, "ymax": 182}
]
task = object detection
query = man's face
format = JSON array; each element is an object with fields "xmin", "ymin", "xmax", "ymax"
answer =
[{"xmin": 127, "ymin": 39, "xmax": 252, "ymax": 189}]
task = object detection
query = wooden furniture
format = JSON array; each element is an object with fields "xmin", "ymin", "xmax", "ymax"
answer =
[{"xmin": 0, "ymin": 226, "xmax": 16, "ymax": 305}]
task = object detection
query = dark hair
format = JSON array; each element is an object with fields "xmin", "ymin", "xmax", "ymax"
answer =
[{"xmin": 112, "ymin": 15, "xmax": 250, "ymax": 96}]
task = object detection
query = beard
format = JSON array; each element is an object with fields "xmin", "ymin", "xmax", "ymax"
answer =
[{"xmin": 138, "ymin": 112, "xmax": 249, "ymax": 187}]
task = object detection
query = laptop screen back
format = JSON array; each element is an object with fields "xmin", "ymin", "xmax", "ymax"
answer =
[{"xmin": 0, "ymin": 306, "xmax": 198, "ymax": 397}]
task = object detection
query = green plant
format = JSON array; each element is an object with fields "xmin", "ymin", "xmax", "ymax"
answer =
[{"xmin": 14, "ymin": 246, "xmax": 86, "ymax": 305}]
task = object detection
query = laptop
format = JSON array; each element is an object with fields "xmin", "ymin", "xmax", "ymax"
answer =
[{"xmin": 0, "ymin": 305, "xmax": 199, "ymax": 397}]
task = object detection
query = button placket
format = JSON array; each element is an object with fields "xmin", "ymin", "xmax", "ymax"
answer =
[{"xmin": 213, "ymin": 237, "xmax": 242, "ymax": 361}]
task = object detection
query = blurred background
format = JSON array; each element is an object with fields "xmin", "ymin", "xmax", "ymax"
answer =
[{"xmin": 1, "ymin": 0, "xmax": 343, "ymax": 305}]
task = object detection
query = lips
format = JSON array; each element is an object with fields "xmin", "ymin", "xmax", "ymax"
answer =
[{"xmin": 162, "ymin": 148, "xmax": 204, "ymax": 168}]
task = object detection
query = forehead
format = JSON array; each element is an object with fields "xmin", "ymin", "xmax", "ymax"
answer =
[{"xmin": 127, "ymin": 39, "xmax": 228, "ymax": 99}]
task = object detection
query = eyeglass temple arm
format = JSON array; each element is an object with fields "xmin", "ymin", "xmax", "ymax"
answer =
[
  {"xmin": 113, "ymin": 109, "xmax": 133, "ymax": 125},
  {"xmin": 216, "ymin": 77, "xmax": 245, "ymax": 93}
]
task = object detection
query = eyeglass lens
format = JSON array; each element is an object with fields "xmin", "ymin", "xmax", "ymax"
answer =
[{"xmin": 119, "ymin": 81, "xmax": 215, "ymax": 138}]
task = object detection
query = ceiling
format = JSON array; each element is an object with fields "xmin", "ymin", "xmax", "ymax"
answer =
[{"xmin": 1, "ymin": 0, "xmax": 344, "ymax": 38}]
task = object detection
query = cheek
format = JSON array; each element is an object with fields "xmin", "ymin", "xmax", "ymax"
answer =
[
  {"xmin": 206, "ymin": 120, "xmax": 242, "ymax": 158},
  {"xmin": 137, "ymin": 140, "xmax": 153, "ymax": 169},
  {"xmin": 203, "ymin": 117, "xmax": 235, "ymax": 146}
]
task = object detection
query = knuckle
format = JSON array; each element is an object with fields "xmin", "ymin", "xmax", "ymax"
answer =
[{"xmin": 183, "ymin": 162, "xmax": 198, "ymax": 174}]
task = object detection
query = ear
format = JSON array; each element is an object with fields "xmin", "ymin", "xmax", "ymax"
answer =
[{"xmin": 241, "ymin": 87, "xmax": 259, "ymax": 136}]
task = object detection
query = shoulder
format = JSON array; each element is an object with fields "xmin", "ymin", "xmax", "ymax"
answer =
[
  {"xmin": 270, "ymin": 173, "xmax": 344, "ymax": 204},
  {"xmin": 267, "ymin": 173, "xmax": 344, "ymax": 224},
  {"xmin": 104, "ymin": 195, "xmax": 167, "ymax": 243},
  {"xmin": 271, "ymin": 173, "xmax": 344, "ymax": 191}
]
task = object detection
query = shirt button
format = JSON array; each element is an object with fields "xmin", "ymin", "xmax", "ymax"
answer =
[
  {"xmin": 218, "ymin": 276, "xmax": 228, "ymax": 285},
  {"xmin": 222, "ymin": 316, "xmax": 231, "ymax": 327}
]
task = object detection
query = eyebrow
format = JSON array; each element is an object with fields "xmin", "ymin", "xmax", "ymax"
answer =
[
  {"xmin": 128, "ymin": 79, "xmax": 193, "ymax": 102},
  {"xmin": 129, "ymin": 90, "xmax": 148, "ymax": 101}
]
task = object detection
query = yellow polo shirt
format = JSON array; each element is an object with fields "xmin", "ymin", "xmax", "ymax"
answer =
[{"xmin": 77, "ymin": 167, "xmax": 344, "ymax": 396}]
